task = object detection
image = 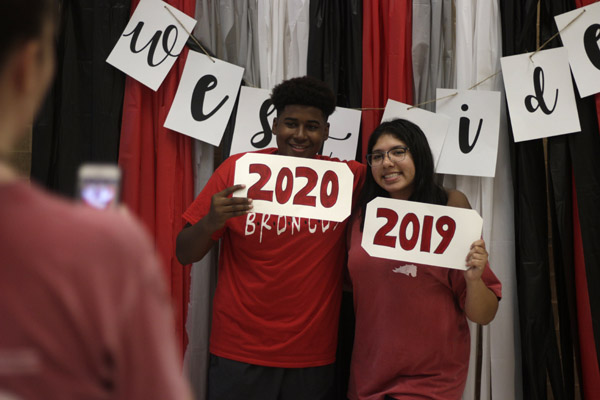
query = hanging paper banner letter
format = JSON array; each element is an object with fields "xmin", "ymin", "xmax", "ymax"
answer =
[
  {"xmin": 381, "ymin": 99, "xmax": 450, "ymax": 171},
  {"xmin": 230, "ymin": 87, "xmax": 361, "ymax": 161},
  {"xmin": 435, "ymin": 89, "xmax": 501, "ymax": 177},
  {"xmin": 230, "ymin": 87, "xmax": 276, "ymax": 156},
  {"xmin": 233, "ymin": 153, "xmax": 354, "ymax": 222},
  {"xmin": 556, "ymin": 3, "xmax": 600, "ymax": 98},
  {"xmin": 322, "ymin": 107, "xmax": 362, "ymax": 161},
  {"xmin": 106, "ymin": 0, "xmax": 197, "ymax": 91},
  {"xmin": 164, "ymin": 51, "xmax": 244, "ymax": 146},
  {"xmin": 362, "ymin": 197, "xmax": 483, "ymax": 270},
  {"xmin": 500, "ymin": 47, "xmax": 580, "ymax": 142}
]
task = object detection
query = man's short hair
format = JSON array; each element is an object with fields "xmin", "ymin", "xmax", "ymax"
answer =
[
  {"xmin": 270, "ymin": 76, "xmax": 336, "ymax": 120},
  {"xmin": 0, "ymin": 0, "xmax": 56, "ymax": 69}
]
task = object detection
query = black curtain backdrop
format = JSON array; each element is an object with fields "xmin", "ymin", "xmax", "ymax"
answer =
[
  {"xmin": 500, "ymin": 0, "xmax": 568, "ymax": 399},
  {"xmin": 307, "ymin": 0, "xmax": 363, "ymax": 110},
  {"xmin": 32, "ymin": 0, "xmax": 130, "ymax": 197},
  {"xmin": 306, "ymin": 1, "xmax": 363, "ymax": 399},
  {"xmin": 500, "ymin": 0, "xmax": 600, "ymax": 398}
]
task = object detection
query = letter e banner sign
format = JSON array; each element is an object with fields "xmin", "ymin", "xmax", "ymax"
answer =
[
  {"xmin": 361, "ymin": 197, "xmax": 483, "ymax": 270},
  {"xmin": 106, "ymin": 0, "xmax": 197, "ymax": 91},
  {"xmin": 500, "ymin": 47, "xmax": 580, "ymax": 142},
  {"xmin": 164, "ymin": 50, "xmax": 244, "ymax": 146},
  {"xmin": 556, "ymin": 3, "xmax": 600, "ymax": 98},
  {"xmin": 233, "ymin": 153, "xmax": 354, "ymax": 222}
]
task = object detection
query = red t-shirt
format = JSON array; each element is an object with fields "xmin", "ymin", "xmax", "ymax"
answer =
[
  {"xmin": 0, "ymin": 182, "xmax": 189, "ymax": 400},
  {"xmin": 183, "ymin": 148, "xmax": 365, "ymax": 368},
  {"xmin": 347, "ymin": 213, "xmax": 502, "ymax": 400}
]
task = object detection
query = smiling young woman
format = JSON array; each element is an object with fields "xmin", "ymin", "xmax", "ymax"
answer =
[{"xmin": 346, "ymin": 118, "xmax": 502, "ymax": 400}]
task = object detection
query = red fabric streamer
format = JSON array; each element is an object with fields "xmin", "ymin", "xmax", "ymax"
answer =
[
  {"xmin": 573, "ymin": 1, "xmax": 600, "ymax": 396},
  {"xmin": 118, "ymin": 0, "xmax": 195, "ymax": 354},
  {"xmin": 577, "ymin": 0, "xmax": 600, "ymax": 135},
  {"xmin": 572, "ymin": 182, "xmax": 600, "ymax": 398},
  {"xmin": 361, "ymin": 0, "xmax": 413, "ymax": 160}
]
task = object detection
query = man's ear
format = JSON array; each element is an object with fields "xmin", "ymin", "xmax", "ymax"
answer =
[
  {"xmin": 324, "ymin": 122, "xmax": 330, "ymax": 140},
  {"xmin": 272, "ymin": 117, "xmax": 278, "ymax": 136}
]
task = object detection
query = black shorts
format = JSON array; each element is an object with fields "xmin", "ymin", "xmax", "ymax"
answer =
[{"xmin": 207, "ymin": 354, "xmax": 335, "ymax": 400}]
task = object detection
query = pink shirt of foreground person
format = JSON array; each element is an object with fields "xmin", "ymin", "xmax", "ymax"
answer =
[
  {"xmin": 0, "ymin": 0, "xmax": 191, "ymax": 398},
  {"xmin": 0, "ymin": 181, "xmax": 191, "ymax": 400}
]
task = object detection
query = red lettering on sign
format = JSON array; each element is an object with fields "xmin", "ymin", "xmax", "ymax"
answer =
[
  {"xmin": 434, "ymin": 216, "xmax": 456, "ymax": 254},
  {"xmin": 420, "ymin": 215, "xmax": 434, "ymax": 253},
  {"xmin": 371, "ymin": 209, "xmax": 457, "ymax": 255},
  {"xmin": 275, "ymin": 167, "xmax": 293, "ymax": 204},
  {"xmin": 320, "ymin": 170, "xmax": 339, "ymax": 208},
  {"xmin": 293, "ymin": 167, "xmax": 317, "ymax": 206},
  {"xmin": 399, "ymin": 213, "xmax": 419, "ymax": 251},
  {"xmin": 247, "ymin": 163, "xmax": 273, "ymax": 201},
  {"xmin": 373, "ymin": 208, "xmax": 398, "ymax": 248}
]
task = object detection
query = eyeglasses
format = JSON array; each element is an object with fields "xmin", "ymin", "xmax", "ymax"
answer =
[{"xmin": 366, "ymin": 146, "xmax": 410, "ymax": 166}]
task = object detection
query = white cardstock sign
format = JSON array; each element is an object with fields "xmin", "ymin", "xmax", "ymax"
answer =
[
  {"xmin": 435, "ymin": 89, "xmax": 501, "ymax": 178},
  {"xmin": 164, "ymin": 51, "xmax": 244, "ymax": 146},
  {"xmin": 500, "ymin": 47, "xmax": 581, "ymax": 142},
  {"xmin": 232, "ymin": 153, "xmax": 354, "ymax": 222},
  {"xmin": 556, "ymin": 3, "xmax": 600, "ymax": 98},
  {"xmin": 361, "ymin": 197, "xmax": 483, "ymax": 270},
  {"xmin": 230, "ymin": 86, "xmax": 276, "ymax": 156},
  {"xmin": 230, "ymin": 88, "xmax": 361, "ymax": 161},
  {"xmin": 106, "ymin": 0, "xmax": 197, "ymax": 91},
  {"xmin": 381, "ymin": 99, "xmax": 450, "ymax": 171},
  {"xmin": 321, "ymin": 107, "xmax": 362, "ymax": 161}
]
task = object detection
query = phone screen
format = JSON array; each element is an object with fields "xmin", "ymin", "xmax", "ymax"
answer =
[
  {"xmin": 80, "ymin": 180, "xmax": 119, "ymax": 209},
  {"xmin": 77, "ymin": 164, "xmax": 121, "ymax": 210}
]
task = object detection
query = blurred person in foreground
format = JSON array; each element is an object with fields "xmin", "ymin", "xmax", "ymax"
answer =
[{"xmin": 0, "ymin": 1, "xmax": 191, "ymax": 399}]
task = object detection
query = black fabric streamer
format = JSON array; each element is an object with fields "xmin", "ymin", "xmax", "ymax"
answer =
[
  {"xmin": 32, "ymin": 0, "xmax": 131, "ymax": 197},
  {"xmin": 307, "ymin": 0, "xmax": 362, "ymax": 110},
  {"xmin": 307, "ymin": 2, "xmax": 362, "ymax": 399}
]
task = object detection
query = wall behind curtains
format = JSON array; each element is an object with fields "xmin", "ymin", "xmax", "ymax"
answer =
[
  {"xmin": 118, "ymin": 0, "xmax": 195, "ymax": 356},
  {"xmin": 32, "ymin": 0, "xmax": 130, "ymax": 196}
]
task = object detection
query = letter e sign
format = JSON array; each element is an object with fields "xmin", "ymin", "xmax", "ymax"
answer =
[
  {"xmin": 164, "ymin": 51, "xmax": 245, "ymax": 146},
  {"xmin": 556, "ymin": 3, "xmax": 600, "ymax": 98}
]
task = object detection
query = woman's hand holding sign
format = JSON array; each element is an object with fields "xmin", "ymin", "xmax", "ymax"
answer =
[{"xmin": 464, "ymin": 239, "xmax": 488, "ymax": 282}]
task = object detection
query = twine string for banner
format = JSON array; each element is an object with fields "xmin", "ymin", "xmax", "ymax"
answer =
[
  {"xmin": 164, "ymin": 5, "xmax": 215, "ymax": 63},
  {"xmin": 407, "ymin": 92, "xmax": 458, "ymax": 110},
  {"xmin": 405, "ymin": 71, "xmax": 503, "ymax": 110},
  {"xmin": 468, "ymin": 70, "xmax": 502, "ymax": 90},
  {"xmin": 529, "ymin": 8, "xmax": 586, "ymax": 62}
]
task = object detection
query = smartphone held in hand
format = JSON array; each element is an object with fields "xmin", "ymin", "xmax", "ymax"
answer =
[{"xmin": 77, "ymin": 164, "xmax": 121, "ymax": 210}]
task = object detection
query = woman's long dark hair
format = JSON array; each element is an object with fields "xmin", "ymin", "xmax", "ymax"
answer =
[{"xmin": 359, "ymin": 118, "xmax": 448, "ymax": 230}]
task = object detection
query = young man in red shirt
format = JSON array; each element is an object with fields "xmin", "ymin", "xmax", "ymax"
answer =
[{"xmin": 177, "ymin": 76, "xmax": 365, "ymax": 400}]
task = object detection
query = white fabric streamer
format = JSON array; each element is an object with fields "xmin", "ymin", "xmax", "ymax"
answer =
[
  {"xmin": 449, "ymin": 1, "xmax": 523, "ymax": 399},
  {"xmin": 257, "ymin": 0, "xmax": 309, "ymax": 89}
]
